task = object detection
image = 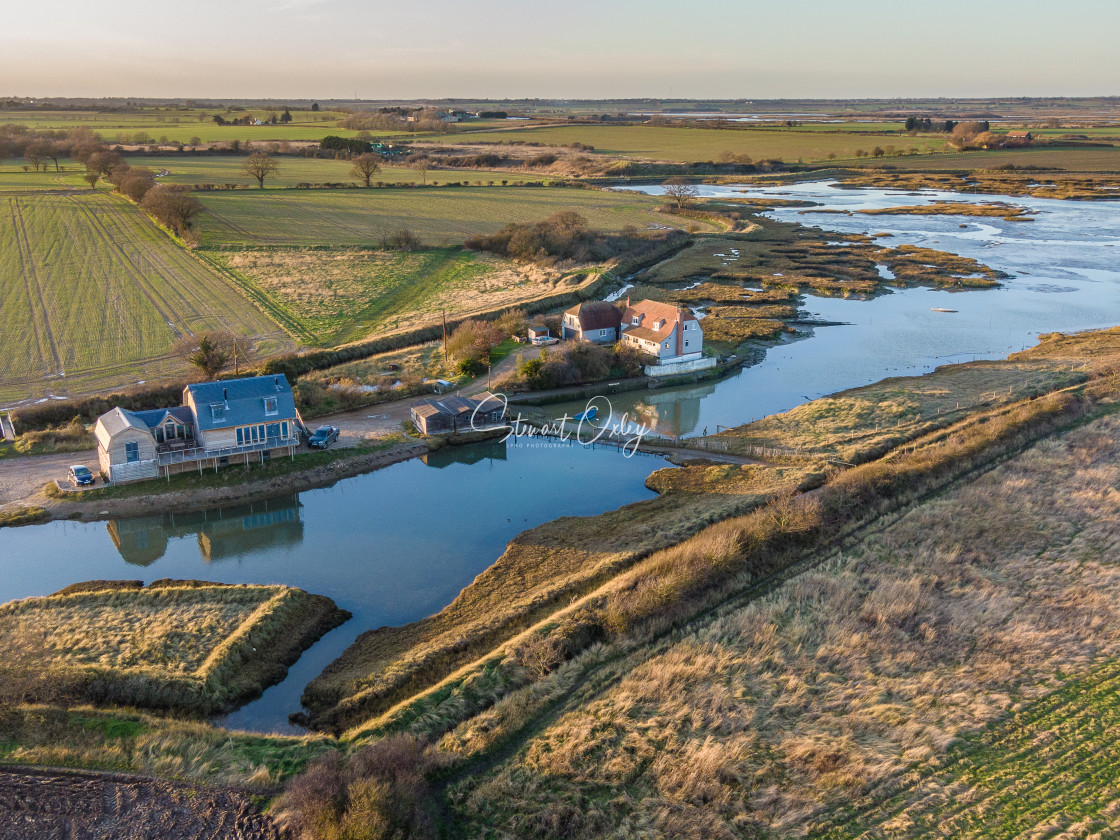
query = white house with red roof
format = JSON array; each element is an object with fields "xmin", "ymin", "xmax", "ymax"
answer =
[{"xmin": 620, "ymin": 299, "xmax": 704, "ymax": 362}]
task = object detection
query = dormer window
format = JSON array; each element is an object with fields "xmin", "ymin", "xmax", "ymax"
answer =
[
  {"xmin": 653, "ymin": 319, "xmax": 666, "ymax": 331},
  {"xmin": 210, "ymin": 403, "xmax": 226, "ymax": 421},
  {"xmin": 264, "ymin": 397, "xmax": 278, "ymax": 416},
  {"xmin": 631, "ymin": 316, "xmax": 641, "ymax": 326}
]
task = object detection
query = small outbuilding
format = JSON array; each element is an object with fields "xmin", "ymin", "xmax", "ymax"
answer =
[{"xmin": 411, "ymin": 391, "xmax": 506, "ymax": 435}]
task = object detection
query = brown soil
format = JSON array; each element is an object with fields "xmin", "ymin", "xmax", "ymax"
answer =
[{"xmin": 0, "ymin": 765, "xmax": 278, "ymax": 840}]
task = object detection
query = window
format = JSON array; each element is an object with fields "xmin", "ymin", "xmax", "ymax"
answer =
[
  {"xmin": 125, "ymin": 441, "xmax": 139, "ymax": 463},
  {"xmin": 663, "ymin": 342, "xmax": 669, "ymax": 349},
  {"xmin": 632, "ymin": 316, "xmax": 640, "ymax": 326},
  {"xmin": 281, "ymin": 421, "xmax": 289, "ymax": 439},
  {"xmin": 685, "ymin": 340, "xmax": 689, "ymax": 347},
  {"xmin": 236, "ymin": 428, "xmax": 244, "ymax": 445},
  {"xmin": 264, "ymin": 397, "xmax": 278, "ymax": 416},
  {"xmin": 210, "ymin": 403, "xmax": 226, "ymax": 421},
  {"xmin": 267, "ymin": 423, "xmax": 280, "ymax": 439}
]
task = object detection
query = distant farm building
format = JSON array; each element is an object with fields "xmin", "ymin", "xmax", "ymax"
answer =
[{"xmin": 1006, "ymin": 130, "xmax": 1033, "ymax": 142}]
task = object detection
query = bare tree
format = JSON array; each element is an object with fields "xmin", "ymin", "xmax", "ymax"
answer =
[
  {"xmin": 140, "ymin": 185, "xmax": 203, "ymax": 236},
  {"xmin": 349, "ymin": 152, "xmax": 381, "ymax": 187},
  {"xmin": 242, "ymin": 152, "xmax": 279, "ymax": 188},
  {"xmin": 662, "ymin": 176, "xmax": 699, "ymax": 209},
  {"xmin": 412, "ymin": 156, "xmax": 431, "ymax": 184},
  {"xmin": 25, "ymin": 141, "xmax": 49, "ymax": 172},
  {"xmin": 82, "ymin": 171, "xmax": 100, "ymax": 189}
]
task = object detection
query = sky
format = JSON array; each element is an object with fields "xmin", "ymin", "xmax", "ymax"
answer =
[{"xmin": 3, "ymin": 0, "xmax": 1118, "ymax": 100}]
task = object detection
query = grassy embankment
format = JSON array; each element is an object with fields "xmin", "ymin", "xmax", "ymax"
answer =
[
  {"xmin": 449, "ymin": 406, "xmax": 1120, "ymax": 838},
  {"xmin": 299, "ymin": 327, "xmax": 1120, "ymax": 738},
  {"xmin": 0, "ymin": 190, "xmax": 285, "ymax": 404},
  {"xmin": 0, "ymin": 580, "xmax": 349, "ymax": 716}
]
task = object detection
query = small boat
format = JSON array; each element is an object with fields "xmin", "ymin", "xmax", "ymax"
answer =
[
  {"xmin": 930, "ymin": 307, "xmax": 958, "ymax": 313},
  {"xmin": 572, "ymin": 407, "xmax": 598, "ymax": 423}
]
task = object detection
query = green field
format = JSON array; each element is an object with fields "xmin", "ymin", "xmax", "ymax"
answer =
[
  {"xmin": 135, "ymin": 156, "xmax": 544, "ymax": 188},
  {"xmin": 0, "ymin": 108, "xmax": 365, "ymax": 143},
  {"xmin": 0, "ymin": 191, "xmax": 285, "ymax": 404},
  {"xmin": 422, "ymin": 123, "xmax": 953, "ymax": 162},
  {"xmin": 205, "ymin": 247, "xmax": 558, "ymax": 345},
  {"xmin": 194, "ymin": 186, "xmax": 706, "ymax": 247}
]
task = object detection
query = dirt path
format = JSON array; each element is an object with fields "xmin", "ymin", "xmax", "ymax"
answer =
[
  {"xmin": 0, "ymin": 449, "xmax": 95, "ymax": 505},
  {"xmin": 0, "ymin": 765, "xmax": 279, "ymax": 840}
]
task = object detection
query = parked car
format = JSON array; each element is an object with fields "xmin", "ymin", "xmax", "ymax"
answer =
[
  {"xmin": 67, "ymin": 465, "xmax": 94, "ymax": 486},
  {"xmin": 308, "ymin": 426, "xmax": 340, "ymax": 449}
]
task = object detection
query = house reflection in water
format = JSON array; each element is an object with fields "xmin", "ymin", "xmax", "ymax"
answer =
[
  {"xmin": 628, "ymin": 380, "xmax": 718, "ymax": 439},
  {"xmin": 106, "ymin": 494, "xmax": 305, "ymax": 566},
  {"xmin": 421, "ymin": 439, "xmax": 509, "ymax": 468}
]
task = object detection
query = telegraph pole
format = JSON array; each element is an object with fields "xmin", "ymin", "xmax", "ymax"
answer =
[{"xmin": 442, "ymin": 309, "xmax": 448, "ymax": 363}]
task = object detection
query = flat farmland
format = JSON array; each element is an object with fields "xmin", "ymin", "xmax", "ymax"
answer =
[
  {"xmin": 0, "ymin": 108, "xmax": 363, "ymax": 143},
  {"xmin": 195, "ymin": 186, "xmax": 707, "ymax": 247},
  {"xmin": 207, "ymin": 248, "xmax": 561, "ymax": 345},
  {"xmin": 137, "ymin": 156, "xmax": 544, "ymax": 188},
  {"xmin": 0, "ymin": 191, "xmax": 284, "ymax": 404},
  {"xmin": 422, "ymin": 124, "xmax": 952, "ymax": 162}
]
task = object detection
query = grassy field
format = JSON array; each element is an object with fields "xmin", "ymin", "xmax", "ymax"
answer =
[
  {"xmin": 194, "ymin": 186, "xmax": 710, "ymax": 248},
  {"xmin": 422, "ymin": 124, "xmax": 953, "ymax": 163},
  {"xmin": 448, "ymin": 409, "xmax": 1120, "ymax": 838},
  {"xmin": 0, "ymin": 190, "xmax": 285, "ymax": 405},
  {"xmin": 134, "ymin": 156, "xmax": 545, "ymax": 188},
  {"xmin": 0, "ymin": 580, "xmax": 348, "ymax": 715},
  {"xmin": 0, "ymin": 108, "xmax": 361, "ymax": 144},
  {"xmin": 206, "ymin": 247, "xmax": 567, "ymax": 345}
]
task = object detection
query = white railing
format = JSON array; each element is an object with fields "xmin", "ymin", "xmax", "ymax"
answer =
[
  {"xmin": 109, "ymin": 459, "xmax": 159, "ymax": 483},
  {"xmin": 156, "ymin": 435, "xmax": 300, "ymax": 466}
]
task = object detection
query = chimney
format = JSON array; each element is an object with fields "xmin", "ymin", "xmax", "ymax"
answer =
[
  {"xmin": 274, "ymin": 376, "xmax": 280, "ymax": 391},
  {"xmin": 625, "ymin": 295, "xmax": 631, "ymax": 309},
  {"xmin": 223, "ymin": 387, "xmax": 228, "ymax": 403},
  {"xmin": 676, "ymin": 306, "xmax": 684, "ymax": 357}
]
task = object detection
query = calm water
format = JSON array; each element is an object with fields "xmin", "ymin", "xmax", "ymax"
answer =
[
  {"xmin": 562, "ymin": 182, "xmax": 1120, "ymax": 437},
  {"xmin": 0, "ymin": 439, "xmax": 664, "ymax": 732},
  {"xmin": 7, "ymin": 181, "xmax": 1120, "ymax": 731}
]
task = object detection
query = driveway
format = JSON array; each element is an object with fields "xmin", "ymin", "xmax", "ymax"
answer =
[{"xmin": 0, "ymin": 449, "xmax": 97, "ymax": 506}]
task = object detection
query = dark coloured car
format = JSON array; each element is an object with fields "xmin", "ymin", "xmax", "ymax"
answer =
[
  {"xmin": 308, "ymin": 426, "xmax": 340, "ymax": 449},
  {"xmin": 67, "ymin": 465, "xmax": 94, "ymax": 486}
]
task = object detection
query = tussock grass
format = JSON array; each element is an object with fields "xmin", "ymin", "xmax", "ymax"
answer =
[
  {"xmin": 302, "ymin": 463, "xmax": 813, "ymax": 733},
  {"xmin": 0, "ymin": 704, "xmax": 334, "ymax": 786},
  {"xmin": 447, "ymin": 394, "xmax": 1120, "ymax": 839},
  {"xmin": 0, "ymin": 581, "xmax": 349, "ymax": 715}
]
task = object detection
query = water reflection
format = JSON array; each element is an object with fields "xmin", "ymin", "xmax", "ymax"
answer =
[
  {"xmin": 422, "ymin": 439, "xmax": 508, "ymax": 468},
  {"xmin": 106, "ymin": 495, "xmax": 304, "ymax": 565}
]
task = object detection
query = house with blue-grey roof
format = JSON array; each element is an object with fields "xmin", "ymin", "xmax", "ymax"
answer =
[{"xmin": 94, "ymin": 374, "xmax": 302, "ymax": 483}]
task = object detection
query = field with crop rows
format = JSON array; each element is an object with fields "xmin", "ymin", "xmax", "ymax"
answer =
[
  {"xmin": 423, "ymin": 123, "xmax": 952, "ymax": 162},
  {"xmin": 0, "ymin": 190, "xmax": 284, "ymax": 404},
  {"xmin": 195, "ymin": 185, "xmax": 705, "ymax": 247}
]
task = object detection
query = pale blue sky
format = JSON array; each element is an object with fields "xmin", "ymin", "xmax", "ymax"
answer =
[{"xmin": 4, "ymin": 0, "xmax": 1117, "ymax": 99}]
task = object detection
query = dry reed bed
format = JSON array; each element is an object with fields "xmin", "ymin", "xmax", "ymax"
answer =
[
  {"xmin": 446, "ymin": 401, "xmax": 1120, "ymax": 839},
  {"xmin": 0, "ymin": 581, "xmax": 349, "ymax": 715}
]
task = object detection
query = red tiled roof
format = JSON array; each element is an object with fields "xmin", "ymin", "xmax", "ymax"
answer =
[{"xmin": 621, "ymin": 300, "xmax": 696, "ymax": 331}]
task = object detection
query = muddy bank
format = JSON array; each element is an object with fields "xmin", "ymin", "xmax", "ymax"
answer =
[{"xmin": 31, "ymin": 440, "xmax": 430, "ymax": 524}]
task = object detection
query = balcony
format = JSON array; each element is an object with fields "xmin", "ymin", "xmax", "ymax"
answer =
[{"xmin": 155, "ymin": 435, "xmax": 301, "ymax": 467}]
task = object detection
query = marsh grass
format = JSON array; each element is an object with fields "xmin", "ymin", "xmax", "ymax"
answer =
[
  {"xmin": 0, "ymin": 581, "xmax": 348, "ymax": 715},
  {"xmin": 447, "ymin": 400, "xmax": 1120, "ymax": 839}
]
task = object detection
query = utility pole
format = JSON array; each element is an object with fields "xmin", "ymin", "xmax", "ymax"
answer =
[{"xmin": 442, "ymin": 309, "xmax": 448, "ymax": 363}]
